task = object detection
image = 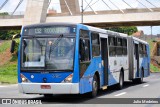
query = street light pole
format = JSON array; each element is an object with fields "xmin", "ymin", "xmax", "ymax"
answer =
[{"xmin": 81, "ymin": 0, "xmax": 84, "ymax": 23}]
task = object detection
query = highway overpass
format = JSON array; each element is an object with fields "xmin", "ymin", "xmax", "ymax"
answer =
[{"xmin": 0, "ymin": 0, "xmax": 160, "ymax": 30}]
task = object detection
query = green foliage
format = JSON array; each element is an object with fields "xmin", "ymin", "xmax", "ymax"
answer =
[
  {"xmin": 147, "ymin": 39, "xmax": 155, "ymax": 55},
  {"xmin": 150, "ymin": 63, "xmax": 160, "ymax": 72},
  {"xmin": 146, "ymin": 39, "xmax": 160, "ymax": 72},
  {"xmin": 12, "ymin": 38, "xmax": 20, "ymax": 56},
  {"xmin": 106, "ymin": 26, "xmax": 138, "ymax": 35},
  {"xmin": 10, "ymin": 54, "xmax": 18, "ymax": 62},
  {"xmin": 0, "ymin": 30, "xmax": 20, "ymax": 40},
  {"xmin": 0, "ymin": 12, "xmax": 9, "ymax": 16},
  {"xmin": 15, "ymin": 38, "xmax": 20, "ymax": 52}
]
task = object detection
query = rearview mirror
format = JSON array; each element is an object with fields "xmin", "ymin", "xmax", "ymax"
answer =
[
  {"xmin": 12, "ymin": 34, "xmax": 21, "ymax": 39},
  {"xmin": 10, "ymin": 40, "xmax": 16, "ymax": 53}
]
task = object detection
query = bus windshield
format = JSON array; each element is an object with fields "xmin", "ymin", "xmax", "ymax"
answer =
[{"xmin": 21, "ymin": 36, "xmax": 75, "ymax": 71}]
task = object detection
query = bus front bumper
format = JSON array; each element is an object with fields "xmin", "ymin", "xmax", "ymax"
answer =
[{"xmin": 18, "ymin": 83, "xmax": 79, "ymax": 94}]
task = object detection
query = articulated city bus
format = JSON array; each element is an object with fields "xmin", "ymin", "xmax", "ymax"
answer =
[{"xmin": 14, "ymin": 23, "xmax": 150, "ymax": 97}]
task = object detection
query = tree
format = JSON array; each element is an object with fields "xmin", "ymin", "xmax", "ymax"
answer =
[
  {"xmin": 0, "ymin": 12, "xmax": 9, "ymax": 16},
  {"xmin": 0, "ymin": 30, "xmax": 20, "ymax": 40},
  {"xmin": 106, "ymin": 26, "xmax": 138, "ymax": 35}
]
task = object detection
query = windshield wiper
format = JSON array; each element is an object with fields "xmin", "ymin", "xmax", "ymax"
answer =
[{"xmin": 48, "ymin": 34, "xmax": 63, "ymax": 59}]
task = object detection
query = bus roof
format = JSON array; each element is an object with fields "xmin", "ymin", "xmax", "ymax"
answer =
[
  {"xmin": 23, "ymin": 22, "xmax": 78, "ymax": 28},
  {"xmin": 79, "ymin": 24, "xmax": 128, "ymax": 38},
  {"xmin": 23, "ymin": 22, "xmax": 129, "ymax": 39},
  {"xmin": 130, "ymin": 36, "xmax": 148, "ymax": 45}
]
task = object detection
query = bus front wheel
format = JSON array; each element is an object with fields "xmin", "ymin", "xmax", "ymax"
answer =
[{"xmin": 90, "ymin": 75, "xmax": 98, "ymax": 98}]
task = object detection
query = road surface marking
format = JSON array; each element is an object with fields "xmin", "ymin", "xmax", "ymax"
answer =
[
  {"xmin": 114, "ymin": 92, "xmax": 126, "ymax": 96},
  {"xmin": 0, "ymin": 86, "xmax": 6, "ymax": 88},
  {"xmin": 143, "ymin": 84, "xmax": 149, "ymax": 87}
]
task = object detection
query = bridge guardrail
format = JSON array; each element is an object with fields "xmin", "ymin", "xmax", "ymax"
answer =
[{"xmin": 0, "ymin": 15, "xmax": 24, "ymax": 19}]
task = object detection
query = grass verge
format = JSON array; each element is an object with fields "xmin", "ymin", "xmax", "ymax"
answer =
[
  {"xmin": 0, "ymin": 40, "xmax": 11, "ymax": 53},
  {"xmin": 0, "ymin": 40, "xmax": 17, "ymax": 84},
  {"xmin": 0, "ymin": 62, "xmax": 17, "ymax": 84}
]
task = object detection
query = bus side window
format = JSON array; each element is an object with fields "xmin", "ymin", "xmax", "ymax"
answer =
[
  {"xmin": 91, "ymin": 32, "xmax": 100, "ymax": 57},
  {"xmin": 109, "ymin": 36, "xmax": 116, "ymax": 56},
  {"xmin": 143, "ymin": 44, "xmax": 147, "ymax": 57},
  {"xmin": 79, "ymin": 30, "xmax": 90, "ymax": 62},
  {"xmin": 139, "ymin": 43, "xmax": 143, "ymax": 57},
  {"xmin": 117, "ymin": 37, "xmax": 123, "ymax": 56},
  {"xmin": 122, "ymin": 38, "xmax": 127, "ymax": 55}
]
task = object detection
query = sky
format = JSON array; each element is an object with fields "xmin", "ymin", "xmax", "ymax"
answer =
[
  {"xmin": 137, "ymin": 26, "xmax": 160, "ymax": 35},
  {"xmin": 0, "ymin": 0, "xmax": 160, "ymax": 35}
]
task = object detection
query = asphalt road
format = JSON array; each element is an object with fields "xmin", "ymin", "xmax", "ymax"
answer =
[{"xmin": 0, "ymin": 73, "xmax": 160, "ymax": 107}]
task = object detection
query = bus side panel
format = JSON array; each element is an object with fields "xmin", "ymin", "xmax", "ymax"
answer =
[
  {"xmin": 139, "ymin": 55, "xmax": 148, "ymax": 77},
  {"xmin": 116, "ymin": 56, "xmax": 129, "ymax": 82},
  {"xmin": 147, "ymin": 45, "xmax": 150, "ymax": 76},
  {"xmin": 144, "ymin": 44, "xmax": 150, "ymax": 77},
  {"xmin": 138, "ymin": 44, "xmax": 150, "ymax": 78},
  {"xmin": 140, "ymin": 57, "xmax": 149, "ymax": 77},
  {"xmin": 108, "ymin": 57, "xmax": 120, "ymax": 86},
  {"xmin": 79, "ymin": 57, "xmax": 102, "ymax": 94},
  {"xmin": 108, "ymin": 71, "xmax": 119, "ymax": 86},
  {"xmin": 139, "ymin": 57, "xmax": 143, "ymax": 77},
  {"xmin": 134, "ymin": 42, "xmax": 150, "ymax": 79},
  {"xmin": 78, "ymin": 25, "xmax": 103, "ymax": 94},
  {"xmin": 108, "ymin": 56, "xmax": 128, "ymax": 86}
]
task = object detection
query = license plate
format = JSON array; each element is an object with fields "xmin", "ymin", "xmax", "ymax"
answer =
[{"xmin": 41, "ymin": 85, "xmax": 51, "ymax": 89}]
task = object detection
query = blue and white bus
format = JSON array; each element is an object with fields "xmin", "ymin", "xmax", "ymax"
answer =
[{"xmin": 15, "ymin": 23, "xmax": 150, "ymax": 97}]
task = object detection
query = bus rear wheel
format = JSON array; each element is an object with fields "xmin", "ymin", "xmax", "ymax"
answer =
[
  {"xmin": 117, "ymin": 71, "xmax": 124, "ymax": 90},
  {"xmin": 133, "ymin": 69, "xmax": 144, "ymax": 84},
  {"xmin": 137, "ymin": 69, "xmax": 144, "ymax": 83},
  {"xmin": 89, "ymin": 75, "xmax": 98, "ymax": 98}
]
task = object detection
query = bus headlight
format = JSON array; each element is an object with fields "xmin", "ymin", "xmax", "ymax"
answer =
[
  {"xmin": 61, "ymin": 73, "xmax": 73, "ymax": 83},
  {"xmin": 20, "ymin": 74, "xmax": 29, "ymax": 83}
]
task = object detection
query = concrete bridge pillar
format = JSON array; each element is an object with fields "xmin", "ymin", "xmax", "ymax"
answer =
[
  {"xmin": 23, "ymin": 0, "xmax": 49, "ymax": 26},
  {"xmin": 60, "ymin": 0, "xmax": 80, "ymax": 15}
]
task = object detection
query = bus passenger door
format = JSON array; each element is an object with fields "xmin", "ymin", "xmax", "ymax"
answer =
[
  {"xmin": 134, "ymin": 43, "xmax": 139, "ymax": 77},
  {"xmin": 101, "ymin": 38, "xmax": 108, "ymax": 86}
]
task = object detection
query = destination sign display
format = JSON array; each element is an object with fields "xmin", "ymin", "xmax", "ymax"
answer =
[{"xmin": 24, "ymin": 26, "xmax": 76, "ymax": 35}]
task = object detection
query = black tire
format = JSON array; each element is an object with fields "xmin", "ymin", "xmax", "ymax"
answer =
[
  {"xmin": 89, "ymin": 75, "xmax": 99, "ymax": 98},
  {"xmin": 117, "ymin": 71, "xmax": 124, "ymax": 90},
  {"xmin": 137, "ymin": 69, "xmax": 144, "ymax": 83},
  {"xmin": 132, "ymin": 69, "xmax": 144, "ymax": 84},
  {"xmin": 44, "ymin": 94, "xmax": 53, "ymax": 98}
]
